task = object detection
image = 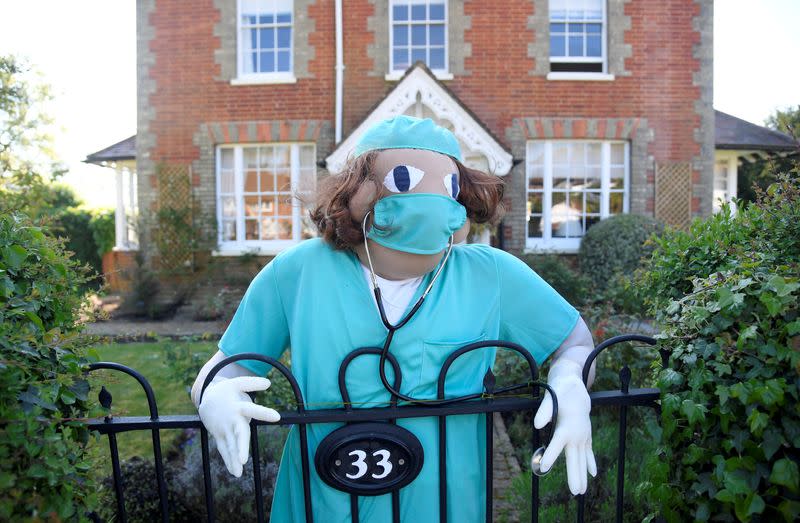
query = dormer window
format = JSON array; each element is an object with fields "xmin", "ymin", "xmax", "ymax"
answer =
[
  {"xmin": 390, "ymin": 1, "xmax": 448, "ymax": 75},
  {"xmin": 549, "ymin": 0, "xmax": 606, "ymax": 73}
]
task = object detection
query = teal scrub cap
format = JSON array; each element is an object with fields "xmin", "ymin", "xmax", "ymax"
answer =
[{"xmin": 353, "ymin": 115, "xmax": 463, "ymax": 161}]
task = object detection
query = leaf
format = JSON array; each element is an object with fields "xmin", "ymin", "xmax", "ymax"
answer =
[
  {"xmin": 734, "ymin": 493, "xmax": 765, "ymax": 520},
  {"xmin": 747, "ymin": 409, "xmax": 769, "ymax": 436},
  {"xmin": 1, "ymin": 244, "xmax": 28, "ymax": 270},
  {"xmin": 769, "ymin": 458, "xmax": 799, "ymax": 493},
  {"xmin": 760, "ymin": 292, "xmax": 783, "ymax": 317},
  {"xmin": 681, "ymin": 399, "xmax": 707, "ymax": 425}
]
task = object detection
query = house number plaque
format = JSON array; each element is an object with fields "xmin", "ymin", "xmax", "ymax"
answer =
[{"xmin": 314, "ymin": 423, "xmax": 424, "ymax": 496}]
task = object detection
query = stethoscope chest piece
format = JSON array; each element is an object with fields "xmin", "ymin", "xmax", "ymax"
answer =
[{"xmin": 530, "ymin": 446, "xmax": 549, "ymax": 476}]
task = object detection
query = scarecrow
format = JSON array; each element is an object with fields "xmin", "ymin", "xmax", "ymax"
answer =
[{"xmin": 192, "ymin": 116, "xmax": 598, "ymax": 522}]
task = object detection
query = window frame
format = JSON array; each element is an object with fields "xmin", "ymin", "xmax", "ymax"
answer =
[
  {"xmin": 235, "ymin": 0, "xmax": 296, "ymax": 85},
  {"xmin": 215, "ymin": 142, "xmax": 316, "ymax": 255},
  {"xmin": 525, "ymin": 139, "xmax": 630, "ymax": 253},
  {"xmin": 548, "ymin": 0, "xmax": 608, "ymax": 74},
  {"xmin": 388, "ymin": 0, "xmax": 449, "ymax": 77}
]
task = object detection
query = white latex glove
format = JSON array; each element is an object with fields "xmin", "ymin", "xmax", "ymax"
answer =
[
  {"xmin": 197, "ymin": 376, "xmax": 280, "ymax": 477},
  {"xmin": 533, "ymin": 358, "xmax": 597, "ymax": 495}
]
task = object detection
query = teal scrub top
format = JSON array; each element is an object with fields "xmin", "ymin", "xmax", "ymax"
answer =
[{"xmin": 218, "ymin": 238, "xmax": 579, "ymax": 523}]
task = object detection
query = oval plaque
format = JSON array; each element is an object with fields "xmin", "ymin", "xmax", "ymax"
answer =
[{"xmin": 314, "ymin": 422, "xmax": 424, "ymax": 496}]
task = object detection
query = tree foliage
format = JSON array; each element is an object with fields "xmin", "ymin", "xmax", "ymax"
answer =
[{"xmin": 0, "ymin": 55, "xmax": 68, "ymax": 218}]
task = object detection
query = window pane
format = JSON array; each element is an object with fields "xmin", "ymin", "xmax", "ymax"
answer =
[
  {"xmin": 550, "ymin": 35, "xmax": 565, "ymax": 57},
  {"xmin": 568, "ymin": 35, "xmax": 583, "ymax": 56},
  {"xmin": 258, "ymin": 14, "xmax": 273, "ymax": 24},
  {"xmin": 586, "ymin": 167, "xmax": 602, "ymax": 189},
  {"xmin": 259, "ymin": 170, "xmax": 275, "ymax": 192},
  {"xmin": 393, "ymin": 4, "xmax": 408, "ymax": 21},
  {"xmin": 430, "ymin": 24, "xmax": 445, "ymax": 46},
  {"xmin": 220, "ymin": 170, "xmax": 234, "ymax": 193},
  {"xmin": 222, "ymin": 219, "xmax": 236, "ymax": 241},
  {"xmin": 300, "ymin": 145, "xmax": 316, "ymax": 167},
  {"xmin": 411, "ymin": 24, "xmax": 427, "ymax": 45},
  {"xmin": 221, "ymin": 149, "xmax": 234, "ymax": 170},
  {"xmin": 610, "ymin": 192, "xmax": 624, "ymax": 214},
  {"xmin": 411, "ymin": 48, "xmax": 426, "ymax": 64},
  {"xmin": 528, "ymin": 171, "xmax": 544, "ymax": 190},
  {"xmin": 430, "ymin": 3, "xmax": 445, "ymax": 20},
  {"xmin": 553, "ymin": 143, "xmax": 569, "ymax": 164},
  {"xmin": 277, "ymin": 27, "xmax": 291, "ymax": 48},
  {"xmin": 587, "ymin": 23, "xmax": 602, "ymax": 34},
  {"xmin": 245, "ymin": 149, "xmax": 258, "ymax": 169},
  {"xmin": 244, "ymin": 195, "xmax": 259, "ymax": 216},
  {"xmin": 277, "ymin": 196, "xmax": 294, "ymax": 215},
  {"xmin": 551, "ymin": 22, "xmax": 566, "ymax": 33},
  {"xmin": 393, "ymin": 25, "xmax": 409, "ymax": 45},
  {"xmin": 528, "ymin": 193, "xmax": 543, "ymax": 213},
  {"xmin": 611, "ymin": 144, "xmax": 625, "ymax": 164},
  {"xmin": 260, "ymin": 196, "xmax": 275, "ymax": 214},
  {"xmin": 245, "ymin": 219, "xmax": 259, "ymax": 240},
  {"xmin": 411, "ymin": 4, "xmax": 426, "ymax": 20},
  {"xmin": 244, "ymin": 170, "xmax": 258, "ymax": 192},
  {"xmin": 393, "ymin": 49, "xmax": 409, "ymax": 69},
  {"xmin": 587, "ymin": 35, "xmax": 601, "ymax": 57},
  {"xmin": 275, "ymin": 169, "xmax": 291, "ymax": 191},
  {"xmin": 260, "ymin": 51, "xmax": 274, "ymax": 72},
  {"xmin": 528, "ymin": 216, "xmax": 543, "ymax": 238},
  {"xmin": 260, "ymin": 28, "xmax": 274, "ymax": 49},
  {"xmin": 528, "ymin": 143, "xmax": 545, "ymax": 164},
  {"xmin": 221, "ymin": 197, "xmax": 236, "ymax": 217},
  {"xmin": 274, "ymin": 145, "xmax": 290, "ymax": 166},
  {"xmin": 585, "ymin": 216, "xmax": 600, "ymax": 233},
  {"xmin": 277, "ymin": 51, "xmax": 291, "ymax": 71},
  {"xmin": 276, "ymin": 13, "xmax": 292, "ymax": 23},
  {"xmin": 429, "ymin": 48, "xmax": 445, "ymax": 69},
  {"xmin": 587, "ymin": 143, "xmax": 601, "ymax": 164}
]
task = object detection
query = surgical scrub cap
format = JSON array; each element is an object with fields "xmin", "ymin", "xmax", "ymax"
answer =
[{"xmin": 353, "ymin": 115, "xmax": 463, "ymax": 161}]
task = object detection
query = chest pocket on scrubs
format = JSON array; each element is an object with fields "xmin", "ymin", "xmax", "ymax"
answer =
[{"xmin": 420, "ymin": 333, "xmax": 488, "ymax": 397}]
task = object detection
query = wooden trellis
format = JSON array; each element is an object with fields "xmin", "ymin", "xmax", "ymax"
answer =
[
  {"xmin": 655, "ymin": 162, "xmax": 693, "ymax": 229},
  {"xmin": 155, "ymin": 163, "xmax": 194, "ymax": 272}
]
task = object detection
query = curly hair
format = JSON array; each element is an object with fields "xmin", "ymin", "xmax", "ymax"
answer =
[{"xmin": 309, "ymin": 152, "xmax": 505, "ymax": 250}]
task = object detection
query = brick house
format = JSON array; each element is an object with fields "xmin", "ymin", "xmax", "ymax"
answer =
[{"xmin": 92, "ymin": 0, "xmax": 727, "ymax": 307}]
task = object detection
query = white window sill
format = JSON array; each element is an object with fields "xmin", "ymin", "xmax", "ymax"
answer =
[
  {"xmin": 524, "ymin": 242, "xmax": 581, "ymax": 254},
  {"xmin": 213, "ymin": 244, "xmax": 295, "ymax": 257},
  {"xmin": 546, "ymin": 72, "xmax": 615, "ymax": 82},
  {"xmin": 385, "ymin": 70, "xmax": 453, "ymax": 82},
  {"xmin": 231, "ymin": 74, "xmax": 297, "ymax": 86}
]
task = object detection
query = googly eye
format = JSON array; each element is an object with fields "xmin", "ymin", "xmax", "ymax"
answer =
[
  {"xmin": 443, "ymin": 173, "xmax": 460, "ymax": 199},
  {"xmin": 383, "ymin": 165, "xmax": 424, "ymax": 193}
]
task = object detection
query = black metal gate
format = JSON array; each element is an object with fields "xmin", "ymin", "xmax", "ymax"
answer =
[{"xmin": 87, "ymin": 334, "xmax": 662, "ymax": 523}]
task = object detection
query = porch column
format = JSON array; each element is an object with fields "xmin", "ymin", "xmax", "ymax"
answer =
[
  {"xmin": 726, "ymin": 156, "xmax": 738, "ymax": 211},
  {"xmin": 114, "ymin": 167, "xmax": 128, "ymax": 250}
]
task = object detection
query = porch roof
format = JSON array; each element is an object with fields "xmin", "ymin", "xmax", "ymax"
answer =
[
  {"xmin": 715, "ymin": 110, "xmax": 796, "ymax": 152},
  {"xmin": 84, "ymin": 135, "xmax": 137, "ymax": 164}
]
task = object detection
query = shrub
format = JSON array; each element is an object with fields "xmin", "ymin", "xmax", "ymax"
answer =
[
  {"xmin": 638, "ymin": 175, "xmax": 800, "ymax": 522},
  {"xmin": 0, "ymin": 212, "xmax": 100, "ymax": 519},
  {"xmin": 578, "ymin": 214, "xmax": 664, "ymax": 294},
  {"xmin": 519, "ymin": 253, "xmax": 590, "ymax": 306}
]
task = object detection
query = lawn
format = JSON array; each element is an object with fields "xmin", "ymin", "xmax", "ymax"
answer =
[{"xmin": 88, "ymin": 339, "xmax": 218, "ymax": 461}]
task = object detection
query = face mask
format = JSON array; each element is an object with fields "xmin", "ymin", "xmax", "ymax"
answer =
[{"xmin": 367, "ymin": 193, "xmax": 467, "ymax": 255}]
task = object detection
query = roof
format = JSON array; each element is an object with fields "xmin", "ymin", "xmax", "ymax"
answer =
[
  {"xmin": 325, "ymin": 62, "xmax": 514, "ymax": 175},
  {"xmin": 84, "ymin": 135, "xmax": 136, "ymax": 164},
  {"xmin": 715, "ymin": 110, "xmax": 797, "ymax": 152}
]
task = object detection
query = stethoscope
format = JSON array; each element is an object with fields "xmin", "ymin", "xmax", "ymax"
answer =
[{"xmin": 360, "ymin": 212, "xmax": 555, "ymax": 475}]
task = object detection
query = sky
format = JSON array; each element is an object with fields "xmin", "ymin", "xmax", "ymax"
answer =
[{"xmin": 0, "ymin": 0, "xmax": 798, "ymax": 209}]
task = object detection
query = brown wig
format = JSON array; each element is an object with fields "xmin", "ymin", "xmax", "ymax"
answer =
[{"xmin": 309, "ymin": 152, "xmax": 505, "ymax": 250}]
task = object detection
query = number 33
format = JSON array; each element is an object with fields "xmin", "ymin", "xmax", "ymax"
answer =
[{"xmin": 346, "ymin": 449, "xmax": 393, "ymax": 480}]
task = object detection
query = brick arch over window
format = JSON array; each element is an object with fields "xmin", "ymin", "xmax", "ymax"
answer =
[{"xmin": 326, "ymin": 64, "xmax": 512, "ymax": 176}]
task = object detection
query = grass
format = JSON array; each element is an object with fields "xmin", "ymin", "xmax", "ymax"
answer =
[{"xmin": 87, "ymin": 339, "xmax": 218, "ymax": 461}]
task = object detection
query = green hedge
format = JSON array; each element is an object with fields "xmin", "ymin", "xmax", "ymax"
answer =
[
  {"xmin": 638, "ymin": 175, "xmax": 800, "ymax": 522},
  {"xmin": 578, "ymin": 214, "xmax": 664, "ymax": 294},
  {"xmin": 51, "ymin": 208, "xmax": 114, "ymax": 290},
  {"xmin": 0, "ymin": 212, "xmax": 99, "ymax": 519}
]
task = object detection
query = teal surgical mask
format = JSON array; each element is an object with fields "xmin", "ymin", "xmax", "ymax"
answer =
[{"xmin": 367, "ymin": 193, "xmax": 467, "ymax": 255}]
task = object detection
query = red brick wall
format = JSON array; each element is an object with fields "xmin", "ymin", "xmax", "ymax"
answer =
[{"xmin": 145, "ymin": 0, "xmax": 704, "ymax": 206}]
